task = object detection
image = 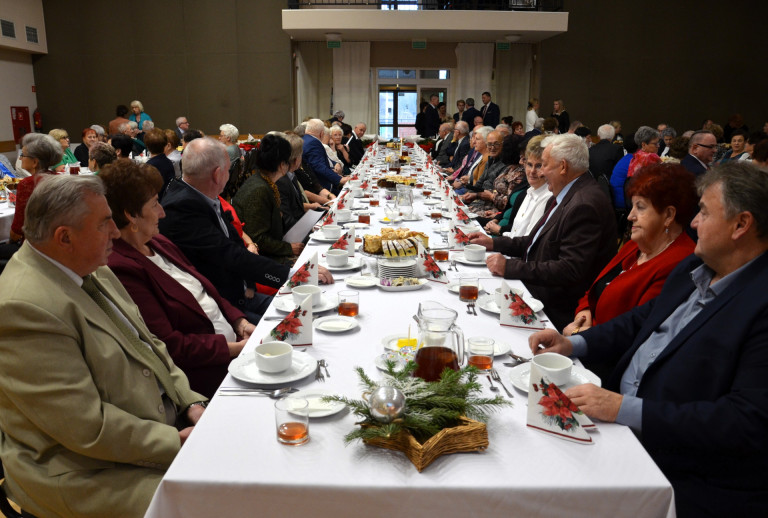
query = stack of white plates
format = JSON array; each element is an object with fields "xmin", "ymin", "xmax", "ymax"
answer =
[{"xmin": 377, "ymin": 258, "xmax": 417, "ymax": 278}]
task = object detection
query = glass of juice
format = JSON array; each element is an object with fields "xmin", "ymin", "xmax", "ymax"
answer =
[
  {"xmin": 467, "ymin": 337, "xmax": 494, "ymax": 370},
  {"xmin": 338, "ymin": 290, "xmax": 359, "ymax": 317},
  {"xmin": 275, "ymin": 398, "xmax": 309, "ymax": 445}
]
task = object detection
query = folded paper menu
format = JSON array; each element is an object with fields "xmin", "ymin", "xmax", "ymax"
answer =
[
  {"xmin": 499, "ymin": 281, "xmax": 545, "ymax": 330},
  {"xmin": 328, "ymin": 228, "xmax": 355, "ymax": 258},
  {"xmin": 526, "ymin": 361, "xmax": 594, "ymax": 444},
  {"xmin": 415, "ymin": 242, "xmax": 447, "ymax": 283},
  {"xmin": 264, "ymin": 294, "xmax": 313, "ymax": 346},
  {"xmin": 279, "ymin": 252, "xmax": 319, "ymax": 295}
]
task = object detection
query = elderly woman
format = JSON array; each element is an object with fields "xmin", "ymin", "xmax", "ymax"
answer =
[
  {"xmin": 454, "ymin": 126, "xmax": 493, "ymax": 195},
  {"xmin": 719, "ymin": 129, "xmax": 749, "ymax": 163},
  {"xmin": 329, "ymin": 125, "xmax": 352, "ymax": 174},
  {"xmin": 128, "ymin": 100, "xmax": 152, "ymax": 127},
  {"xmin": 219, "ymin": 123, "xmax": 241, "ymax": 165},
  {"xmin": 462, "ymin": 130, "xmax": 510, "ymax": 214},
  {"xmin": 9, "ymin": 134, "xmax": 62, "ymax": 244},
  {"xmin": 485, "ymin": 135, "xmax": 551, "ymax": 237},
  {"xmin": 163, "ymin": 129, "xmax": 183, "ymax": 178},
  {"xmin": 232, "ymin": 133, "xmax": 305, "ymax": 264},
  {"xmin": 48, "ymin": 128, "xmax": 78, "ymax": 171},
  {"xmin": 74, "ymin": 127, "xmax": 99, "ymax": 167},
  {"xmin": 627, "ymin": 126, "xmax": 662, "ymax": 177},
  {"xmin": 145, "ymin": 129, "xmax": 175, "ymax": 197},
  {"xmin": 551, "ymin": 99, "xmax": 570, "ymax": 135},
  {"xmin": 563, "ymin": 163, "xmax": 697, "ymax": 337},
  {"xmin": 320, "ymin": 126, "xmax": 344, "ymax": 176},
  {"xmin": 101, "ymin": 158, "xmax": 255, "ymax": 398},
  {"xmin": 87, "ymin": 141, "xmax": 117, "ymax": 174},
  {"xmin": 511, "ymin": 121, "xmax": 525, "ymax": 136}
]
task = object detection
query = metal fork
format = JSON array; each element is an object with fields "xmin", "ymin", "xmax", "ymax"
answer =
[
  {"xmin": 491, "ymin": 368, "xmax": 514, "ymax": 398},
  {"xmin": 466, "ymin": 303, "xmax": 473, "ymax": 315},
  {"xmin": 470, "ymin": 302, "xmax": 477, "ymax": 316},
  {"xmin": 314, "ymin": 361, "xmax": 325, "ymax": 382},
  {"xmin": 450, "ymin": 259, "xmax": 458, "ymax": 271},
  {"xmin": 319, "ymin": 359, "xmax": 330, "ymax": 378}
]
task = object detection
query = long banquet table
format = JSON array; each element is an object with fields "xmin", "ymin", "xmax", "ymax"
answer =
[{"xmin": 144, "ymin": 145, "xmax": 675, "ymax": 518}]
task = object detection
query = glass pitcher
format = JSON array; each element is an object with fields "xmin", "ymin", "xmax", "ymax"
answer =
[{"xmin": 412, "ymin": 302, "xmax": 465, "ymax": 382}]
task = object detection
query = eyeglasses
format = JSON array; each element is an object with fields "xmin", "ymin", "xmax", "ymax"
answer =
[
  {"xmin": 696, "ymin": 143, "xmax": 717, "ymax": 149},
  {"xmin": 486, "ymin": 142, "xmax": 502, "ymax": 148}
]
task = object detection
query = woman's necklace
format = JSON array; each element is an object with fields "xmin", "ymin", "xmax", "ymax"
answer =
[{"xmin": 622, "ymin": 236, "xmax": 676, "ymax": 274}]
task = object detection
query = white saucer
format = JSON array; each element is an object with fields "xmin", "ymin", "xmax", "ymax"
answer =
[
  {"xmin": 273, "ymin": 294, "xmax": 337, "ymax": 313},
  {"xmin": 452, "ymin": 252, "xmax": 487, "ymax": 266},
  {"xmin": 343, "ymin": 222, "xmax": 369, "ymax": 229},
  {"xmin": 423, "ymin": 199, "xmax": 441, "ymax": 205},
  {"xmin": 227, "ymin": 351, "xmax": 315, "ymax": 385},
  {"xmin": 318, "ymin": 256, "xmax": 364, "ymax": 271},
  {"xmin": 381, "ymin": 334, "xmax": 415, "ymax": 350},
  {"xmin": 493, "ymin": 341, "xmax": 512, "ymax": 356},
  {"xmin": 345, "ymin": 275, "xmax": 379, "ymax": 288},
  {"xmin": 447, "ymin": 281, "xmax": 486, "ymax": 295},
  {"xmin": 287, "ymin": 390, "xmax": 346, "ymax": 418},
  {"xmin": 378, "ymin": 278, "xmax": 428, "ymax": 292},
  {"xmin": 508, "ymin": 363, "xmax": 601, "ymax": 393},
  {"xmin": 379, "ymin": 216, "xmax": 403, "ymax": 224},
  {"xmin": 313, "ymin": 316, "xmax": 359, "ymax": 333},
  {"xmin": 311, "ymin": 234, "xmax": 343, "ymax": 243}
]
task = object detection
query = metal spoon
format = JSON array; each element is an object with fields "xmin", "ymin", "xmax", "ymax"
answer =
[
  {"xmin": 486, "ymin": 375, "xmax": 499, "ymax": 393},
  {"xmin": 217, "ymin": 387, "xmax": 298, "ymax": 398}
]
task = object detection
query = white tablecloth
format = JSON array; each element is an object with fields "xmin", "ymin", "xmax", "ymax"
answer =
[
  {"xmin": 145, "ymin": 147, "xmax": 675, "ymax": 518},
  {"xmin": 0, "ymin": 201, "xmax": 15, "ymax": 243}
]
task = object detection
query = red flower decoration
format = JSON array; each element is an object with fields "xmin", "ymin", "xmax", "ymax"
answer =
[
  {"xmin": 421, "ymin": 253, "xmax": 442, "ymax": 278},
  {"xmin": 536, "ymin": 379, "xmax": 582, "ymax": 432},
  {"xmin": 288, "ymin": 262, "xmax": 311, "ymax": 288},
  {"xmin": 270, "ymin": 308, "xmax": 303, "ymax": 341},
  {"xmin": 331, "ymin": 235, "xmax": 349, "ymax": 250},
  {"xmin": 454, "ymin": 227, "xmax": 469, "ymax": 244},
  {"xmin": 456, "ymin": 208, "xmax": 469, "ymax": 223}
]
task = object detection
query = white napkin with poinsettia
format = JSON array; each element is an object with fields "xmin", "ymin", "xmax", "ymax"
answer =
[
  {"xmin": 263, "ymin": 295, "xmax": 313, "ymax": 346},
  {"xmin": 279, "ymin": 251, "xmax": 319, "ymax": 295},
  {"xmin": 415, "ymin": 242, "xmax": 447, "ymax": 283}
]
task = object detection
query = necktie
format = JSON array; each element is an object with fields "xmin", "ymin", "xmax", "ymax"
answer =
[
  {"xmin": 524, "ymin": 197, "xmax": 558, "ymax": 261},
  {"xmin": 82, "ymin": 275, "xmax": 181, "ymax": 407}
]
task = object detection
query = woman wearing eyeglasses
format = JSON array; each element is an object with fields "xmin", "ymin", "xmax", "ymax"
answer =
[
  {"xmin": 627, "ymin": 126, "xmax": 662, "ymax": 178},
  {"xmin": 48, "ymin": 128, "xmax": 79, "ymax": 172}
]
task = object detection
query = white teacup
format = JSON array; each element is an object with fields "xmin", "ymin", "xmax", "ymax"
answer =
[
  {"xmin": 351, "ymin": 187, "xmax": 363, "ymax": 198},
  {"xmin": 326, "ymin": 249, "xmax": 349, "ymax": 267},
  {"xmin": 292, "ymin": 285, "xmax": 322, "ymax": 307},
  {"xmin": 321, "ymin": 224, "xmax": 342, "ymax": 239},
  {"xmin": 255, "ymin": 341, "xmax": 293, "ymax": 373},
  {"xmin": 463, "ymin": 244, "xmax": 486, "ymax": 262},
  {"xmin": 532, "ymin": 352, "xmax": 573, "ymax": 386},
  {"xmin": 349, "ymin": 180, "xmax": 362, "ymax": 189},
  {"xmin": 336, "ymin": 209, "xmax": 352, "ymax": 222}
]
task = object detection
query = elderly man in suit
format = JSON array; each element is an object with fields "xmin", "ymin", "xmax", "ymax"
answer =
[
  {"xmin": 0, "ymin": 175, "xmax": 206, "ymax": 518},
  {"xmin": 443, "ymin": 121, "xmax": 470, "ymax": 173},
  {"xmin": 301, "ymin": 118, "xmax": 347, "ymax": 192},
  {"xmin": 346, "ymin": 122, "xmax": 366, "ymax": 166},
  {"xmin": 468, "ymin": 133, "xmax": 616, "ymax": 330},
  {"xmin": 588, "ymin": 123, "xmax": 624, "ymax": 180},
  {"xmin": 530, "ymin": 161, "xmax": 768, "ymax": 518},
  {"xmin": 174, "ymin": 116, "xmax": 189, "ymax": 141},
  {"xmin": 681, "ymin": 130, "xmax": 717, "ymax": 176}
]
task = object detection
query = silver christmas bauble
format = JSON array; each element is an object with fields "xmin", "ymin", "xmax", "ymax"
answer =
[{"xmin": 368, "ymin": 386, "xmax": 406, "ymax": 423}]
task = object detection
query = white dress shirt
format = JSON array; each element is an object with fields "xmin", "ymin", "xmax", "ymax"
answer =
[{"xmin": 503, "ymin": 183, "xmax": 552, "ymax": 238}]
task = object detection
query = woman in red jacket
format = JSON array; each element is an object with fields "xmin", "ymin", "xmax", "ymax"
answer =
[
  {"xmin": 101, "ymin": 159, "xmax": 256, "ymax": 398},
  {"xmin": 563, "ymin": 163, "xmax": 698, "ymax": 336}
]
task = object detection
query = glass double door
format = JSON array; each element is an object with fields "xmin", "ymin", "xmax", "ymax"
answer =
[{"xmin": 378, "ymin": 86, "xmax": 418, "ymax": 139}]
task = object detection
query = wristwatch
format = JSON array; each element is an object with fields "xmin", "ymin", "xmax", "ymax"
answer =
[{"xmin": 188, "ymin": 401, "xmax": 208, "ymax": 411}]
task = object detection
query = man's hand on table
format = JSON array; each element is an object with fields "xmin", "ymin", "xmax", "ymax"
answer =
[
  {"xmin": 528, "ymin": 329, "xmax": 574, "ymax": 357},
  {"xmin": 317, "ymin": 266, "xmax": 334, "ymax": 285},
  {"xmin": 565, "ymin": 384, "xmax": 622, "ymax": 423},
  {"xmin": 485, "ymin": 253, "xmax": 506, "ymax": 276},
  {"xmin": 467, "ymin": 232, "xmax": 493, "ymax": 250},
  {"xmin": 179, "ymin": 426, "xmax": 195, "ymax": 446}
]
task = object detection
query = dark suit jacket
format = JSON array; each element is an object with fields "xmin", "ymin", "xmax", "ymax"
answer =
[
  {"xmin": 301, "ymin": 134, "xmax": 341, "ymax": 190},
  {"xmin": 492, "ymin": 173, "xmax": 616, "ymax": 330},
  {"xmin": 580, "ymin": 252, "xmax": 768, "ymax": 517},
  {"xmin": 347, "ymin": 134, "xmax": 364, "ymax": 166},
  {"xmin": 424, "ymin": 104, "xmax": 441, "ymax": 138},
  {"xmin": 109, "ymin": 235, "xmax": 245, "ymax": 398},
  {"xmin": 276, "ymin": 174, "xmax": 305, "ymax": 233},
  {"xmin": 588, "ymin": 139, "xmax": 624, "ymax": 179},
  {"xmin": 450, "ymin": 136, "xmax": 470, "ymax": 170},
  {"xmin": 681, "ymin": 154, "xmax": 707, "ymax": 176},
  {"xmin": 462, "ymin": 106, "xmax": 482, "ymax": 126},
  {"xmin": 481, "ymin": 101, "xmax": 500, "ymax": 127},
  {"xmin": 436, "ymin": 139, "xmax": 456, "ymax": 167},
  {"xmin": 146, "ymin": 154, "xmax": 176, "ymax": 200},
  {"xmin": 159, "ymin": 179, "xmax": 289, "ymax": 307},
  {"xmin": 174, "ymin": 127, "xmax": 184, "ymax": 142}
]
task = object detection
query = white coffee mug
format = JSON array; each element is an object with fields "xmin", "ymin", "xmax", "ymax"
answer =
[
  {"xmin": 336, "ymin": 209, "xmax": 352, "ymax": 222},
  {"xmin": 321, "ymin": 224, "xmax": 342, "ymax": 239},
  {"xmin": 463, "ymin": 244, "xmax": 486, "ymax": 262},
  {"xmin": 326, "ymin": 249, "xmax": 349, "ymax": 267},
  {"xmin": 292, "ymin": 285, "xmax": 322, "ymax": 307},
  {"xmin": 532, "ymin": 352, "xmax": 573, "ymax": 386}
]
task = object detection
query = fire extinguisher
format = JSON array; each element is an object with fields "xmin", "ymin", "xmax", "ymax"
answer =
[{"xmin": 33, "ymin": 109, "xmax": 42, "ymax": 132}]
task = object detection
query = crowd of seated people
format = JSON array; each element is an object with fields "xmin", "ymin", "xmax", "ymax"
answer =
[{"xmin": 1, "ymin": 102, "xmax": 768, "ymax": 518}]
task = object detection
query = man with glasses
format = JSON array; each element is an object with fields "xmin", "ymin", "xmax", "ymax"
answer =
[
  {"xmin": 175, "ymin": 116, "xmax": 190, "ymax": 141},
  {"xmin": 682, "ymin": 130, "xmax": 717, "ymax": 176}
]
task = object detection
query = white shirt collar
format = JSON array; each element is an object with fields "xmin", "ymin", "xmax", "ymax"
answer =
[{"xmin": 29, "ymin": 243, "xmax": 85, "ymax": 286}]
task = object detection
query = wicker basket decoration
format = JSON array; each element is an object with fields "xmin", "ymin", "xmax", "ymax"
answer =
[{"xmin": 363, "ymin": 416, "xmax": 488, "ymax": 472}]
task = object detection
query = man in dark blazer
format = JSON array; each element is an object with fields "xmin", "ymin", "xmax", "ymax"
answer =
[
  {"xmin": 480, "ymin": 91, "xmax": 500, "ymax": 128},
  {"xmin": 424, "ymin": 94, "xmax": 441, "ymax": 138},
  {"xmin": 446, "ymin": 121, "xmax": 470, "ymax": 171},
  {"xmin": 469, "ymin": 133, "xmax": 616, "ymax": 330},
  {"xmin": 301, "ymin": 118, "xmax": 346, "ymax": 192},
  {"xmin": 346, "ymin": 122, "xmax": 366, "ymax": 166},
  {"xmin": 681, "ymin": 130, "xmax": 717, "ymax": 177},
  {"xmin": 160, "ymin": 138, "xmax": 306, "ymax": 321},
  {"xmin": 461, "ymin": 97, "xmax": 482, "ymax": 126},
  {"xmin": 529, "ymin": 161, "xmax": 768, "ymax": 518},
  {"xmin": 174, "ymin": 116, "xmax": 189, "ymax": 141},
  {"xmin": 588, "ymin": 123, "xmax": 624, "ymax": 179}
]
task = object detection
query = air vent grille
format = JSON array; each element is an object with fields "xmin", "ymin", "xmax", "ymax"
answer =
[
  {"xmin": 26, "ymin": 26, "xmax": 38, "ymax": 43},
  {"xmin": 1, "ymin": 19, "xmax": 16, "ymax": 38}
]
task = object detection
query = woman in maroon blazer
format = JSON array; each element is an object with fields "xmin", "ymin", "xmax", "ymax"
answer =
[
  {"xmin": 101, "ymin": 159, "xmax": 256, "ymax": 398},
  {"xmin": 564, "ymin": 163, "xmax": 698, "ymax": 337}
]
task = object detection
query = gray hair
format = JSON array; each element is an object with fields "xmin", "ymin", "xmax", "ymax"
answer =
[
  {"xmin": 219, "ymin": 123, "xmax": 239, "ymax": 143},
  {"xmin": 175, "ymin": 116, "xmax": 187, "ymax": 127},
  {"xmin": 22, "ymin": 175, "xmax": 105, "ymax": 244},
  {"xmin": 127, "ymin": 121, "xmax": 139, "ymax": 131},
  {"xmin": 455, "ymin": 121, "xmax": 469, "ymax": 135},
  {"xmin": 118, "ymin": 122, "xmax": 130, "ymax": 133},
  {"xmin": 333, "ymin": 110, "xmax": 345, "ymax": 119},
  {"xmin": 329, "ymin": 125, "xmax": 343, "ymax": 136},
  {"xmin": 142, "ymin": 120, "xmax": 154, "ymax": 131},
  {"xmin": 90, "ymin": 124, "xmax": 105, "ymax": 136},
  {"xmin": 495, "ymin": 124, "xmax": 511, "ymax": 136},
  {"xmin": 293, "ymin": 123, "xmax": 306, "ymax": 137},
  {"xmin": 542, "ymin": 133, "xmax": 590, "ymax": 173},
  {"xmin": 634, "ymin": 126, "xmax": 660, "ymax": 146},
  {"xmin": 285, "ymin": 133, "xmax": 304, "ymax": 162},
  {"xmin": 597, "ymin": 124, "xmax": 616, "ymax": 141},
  {"xmin": 305, "ymin": 119, "xmax": 325, "ymax": 136},
  {"xmin": 21, "ymin": 133, "xmax": 63, "ymax": 171},
  {"xmin": 660, "ymin": 127, "xmax": 677, "ymax": 139},
  {"xmin": 534, "ymin": 117, "xmax": 545, "ymax": 130},
  {"xmin": 698, "ymin": 161, "xmax": 768, "ymax": 238},
  {"xmin": 182, "ymin": 138, "xmax": 230, "ymax": 181},
  {"xmin": 465, "ymin": 97, "xmax": 476, "ymax": 107},
  {"xmin": 473, "ymin": 126, "xmax": 494, "ymax": 144},
  {"xmin": 130, "ymin": 100, "xmax": 144, "ymax": 112}
]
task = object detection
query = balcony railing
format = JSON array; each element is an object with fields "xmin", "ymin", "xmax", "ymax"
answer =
[{"xmin": 286, "ymin": 0, "xmax": 563, "ymax": 11}]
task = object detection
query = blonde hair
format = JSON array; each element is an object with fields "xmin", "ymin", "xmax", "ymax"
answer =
[
  {"xmin": 130, "ymin": 100, "xmax": 144, "ymax": 112},
  {"xmin": 48, "ymin": 128, "xmax": 69, "ymax": 141}
]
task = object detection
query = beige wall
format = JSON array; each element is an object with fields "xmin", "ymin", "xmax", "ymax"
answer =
[
  {"xmin": 33, "ymin": 0, "xmax": 293, "ymax": 136},
  {"xmin": 0, "ymin": 49, "xmax": 37, "ymax": 147},
  {"xmin": 0, "ymin": 0, "xmax": 47, "ymax": 54}
]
